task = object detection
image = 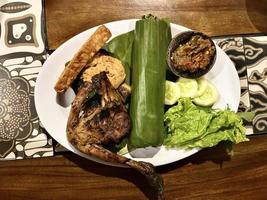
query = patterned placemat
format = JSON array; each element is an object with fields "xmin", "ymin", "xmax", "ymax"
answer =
[
  {"xmin": 0, "ymin": 0, "xmax": 53, "ymax": 159},
  {"xmin": 215, "ymin": 36, "xmax": 267, "ymax": 135}
]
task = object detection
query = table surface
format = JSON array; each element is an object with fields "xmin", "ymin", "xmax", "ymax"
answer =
[{"xmin": 1, "ymin": 0, "xmax": 267, "ymax": 199}]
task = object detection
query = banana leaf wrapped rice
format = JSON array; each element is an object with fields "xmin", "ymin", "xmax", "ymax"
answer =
[
  {"xmin": 104, "ymin": 15, "xmax": 171, "ymax": 149},
  {"xmin": 129, "ymin": 16, "xmax": 171, "ymax": 148}
]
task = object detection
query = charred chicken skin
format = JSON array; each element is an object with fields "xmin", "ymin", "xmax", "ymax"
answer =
[{"xmin": 67, "ymin": 72, "xmax": 164, "ymax": 199}]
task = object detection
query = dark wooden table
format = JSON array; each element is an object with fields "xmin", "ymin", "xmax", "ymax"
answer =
[{"xmin": 1, "ymin": 0, "xmax": 267, "ymax": 199}]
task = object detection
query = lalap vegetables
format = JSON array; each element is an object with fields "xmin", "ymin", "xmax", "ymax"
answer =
[{"xmin": 164, "ymin": 98, "xmax": 248, "ymax": 149}]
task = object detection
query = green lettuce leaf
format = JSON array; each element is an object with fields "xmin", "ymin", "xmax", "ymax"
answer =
[
  {"xmin": 237, "ymin": 111, "xmax": 255, "ymax": 122},
  {"xmin": 164, "ymin": 98, "xmax": 248, "ymax": 149}
]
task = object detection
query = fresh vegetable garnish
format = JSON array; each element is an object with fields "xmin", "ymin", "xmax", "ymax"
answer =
[
  {"xmin": 164, "ymin": 98, "xmax": 248, "ymax": 149},
  {"xmin": 196, "ymin": 77, "xmax": 208, "ymax": 97},
  {"xmin": 165, "ymin": 77, "xmax": 218, "ymax": 107},
  {"xmin": 193, "ymin": 80, "xmax": 218, "ymax": 106},
  {"xmin": 237, "ymin": 111, "xmax": 255, "ymax": 122},
  {"xmin": 176, "ymin": 78, "xmax": 198, "ymax": 98},
  {"xmin": 165, "ymin": 80, "xmax": 180, "ymax": 105}
]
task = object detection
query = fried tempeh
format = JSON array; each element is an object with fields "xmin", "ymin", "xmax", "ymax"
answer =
[{"xmin": 54, "ymin": 25, "xmax": 112, "ymax": 93}]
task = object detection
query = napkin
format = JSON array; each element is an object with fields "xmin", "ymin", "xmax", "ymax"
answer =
[{"xmin": 0, "ymin": 0, "xmax": 53, "ymax": 159}]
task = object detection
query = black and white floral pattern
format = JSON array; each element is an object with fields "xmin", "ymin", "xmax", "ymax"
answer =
[
  {"xmin": 214, "ymin": 37, "xmax": 253, "ymax": 135},
  {"xmin": 0, "ymin": 67, "xmax": 33, "ymax": 142},
  {"xmin": 244, "ymin": 36, "xmax": 267, "ymax": 134},
  {"xmin": 214, "ymin": 35, "xmax": 267, "ymax": 135},
  {"xmin": 0, "ymin": 0, "xmax": 53, "ymax": 159}
]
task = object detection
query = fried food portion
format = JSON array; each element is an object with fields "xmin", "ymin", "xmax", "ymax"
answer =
[
  {"xmin": 67, "ymin": 72, "xmax": 164, "ymax": 199},
  {"xmin": 82, "ymin": 55, "xmax": 125, "ymax": 89},
  {"xmin": 67, "ymin": 72, "xmax": 129, "ymax": 147},
  {"xmin": 54, "ymin": 25, "xmax": 112, "ymax": 93},
  {"xmin": 117, "ymin": 83, "xmax": 131, "ymax": 102}
]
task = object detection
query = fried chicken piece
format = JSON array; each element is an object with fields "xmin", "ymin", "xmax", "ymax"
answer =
[
  {"xmin": 54, "ymin": 25, "xmax": 111, "ymax": 93},
  {"xmin": 67, "ymin": 72, "xmax": 164, "ymax": 199}
]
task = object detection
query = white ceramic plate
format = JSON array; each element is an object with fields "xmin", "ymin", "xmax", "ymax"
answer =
[{"xmin": 35, "ymin": 19, "xmax": 240, "ymax": 167}]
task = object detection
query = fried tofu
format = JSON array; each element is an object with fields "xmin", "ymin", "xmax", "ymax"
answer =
[{"xmin": 54, "ymin": 25, "xmax": 112, "ymax": 93}]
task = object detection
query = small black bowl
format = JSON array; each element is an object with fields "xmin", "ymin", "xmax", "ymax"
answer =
[{"xmin": 166, "ymin": 31, "xmax": 217, "ymax": 79}]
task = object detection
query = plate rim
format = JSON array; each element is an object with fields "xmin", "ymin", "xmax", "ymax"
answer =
[{"xmin": 35, "ymin": 19, "xmax": 240, "ymax": 167}]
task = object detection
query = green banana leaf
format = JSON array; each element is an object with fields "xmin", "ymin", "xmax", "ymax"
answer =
[
  {"xmin": 104, "ymin": 15, "xmax": 171, "ymax": 148},
  {"xmin": 103, "ymin": 31, "xmax": 134, "ymax": 84},
  {"xmin": 129, "ymin": 16, "xmax": 172, "ymax": 148}
]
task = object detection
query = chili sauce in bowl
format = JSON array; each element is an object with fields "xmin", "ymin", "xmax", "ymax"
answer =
[{"xmin": 167, "ymin": 31, "xmax": 216, "ymax": 78}]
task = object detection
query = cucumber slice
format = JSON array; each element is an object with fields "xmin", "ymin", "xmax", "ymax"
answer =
[
  {"xmin": 196, "ymin": 77, "xmax": 208, "ymax": 97},
  {"xmin": 165, "ymin": 80, "xmax": 180, "ymax": 105},
  {"xmin": 177, "ymin": 78, "xmax": 198, "ymax": 98},
  {"xmin": 193, "ymin": 80, "xmax": 218, "ymax": 106}
]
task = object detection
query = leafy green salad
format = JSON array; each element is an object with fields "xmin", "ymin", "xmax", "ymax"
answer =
[{"xmin": 164, "ymin": 98, "xmax": 248, "ymax": 149}]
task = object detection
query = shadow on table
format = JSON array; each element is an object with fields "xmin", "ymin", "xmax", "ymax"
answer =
[
  {"xmin": 158, "ymin": 142, "xmax": 232, "ymax": 173},
  {"xmin": 62, "ymin": 142, "xmax": 231, "ymax": 200},
  {"xmin": 245, "ymin": 0, "xmax": 267, "ymax": 33},
  {"xmin": 63, "ymin": 152, "xmax": 161, "ymax": 200}
]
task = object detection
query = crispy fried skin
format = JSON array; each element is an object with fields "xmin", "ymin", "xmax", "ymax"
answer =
[
  {"xmin": 67, "ymin": 72, "xmax": 164, "ymax": 199},
  {"xmin": 54, "ymin": 25, "xmax": 111, "ymax": 93}
]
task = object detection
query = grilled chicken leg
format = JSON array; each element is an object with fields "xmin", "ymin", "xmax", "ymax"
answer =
[{"xmin": 67, "ymin": 72, "xmax": 164, "ymax": 199}]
